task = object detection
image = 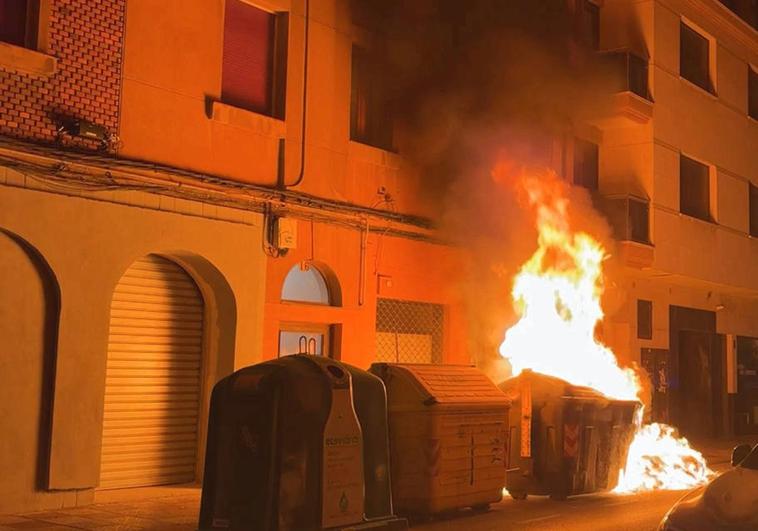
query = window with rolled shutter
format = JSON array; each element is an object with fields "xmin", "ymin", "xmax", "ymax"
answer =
[
  {"xmin": 0, "ymin": 0, "xmax": 30, "ymax": 47},
  {"xmin": 221, "ymin": 0, "xmax": 287, "ymax": 118}
]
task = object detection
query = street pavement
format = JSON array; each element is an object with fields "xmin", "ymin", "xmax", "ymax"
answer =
[
  {"xmin": 0, "ymin": 487, "xmax": 695, "ymax": 531},
  {"xmin": 0, "ymin": 441, "xmax": 743, "ymax": 531},
  {"xmin": 415, "ymin": 489, "xmax": 687, "ymax": 531}
]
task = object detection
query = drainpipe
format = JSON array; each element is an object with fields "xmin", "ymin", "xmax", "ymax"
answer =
[
  {"xmin": 282, "ymin": 0, "xmax": 310, "ymax": 189},
  {"xmin": 358, "ymin": 218, "xmax": 369, "ymax": 306}
]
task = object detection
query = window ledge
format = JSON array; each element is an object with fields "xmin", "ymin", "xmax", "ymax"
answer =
[
  {"xmin": 679, "ymin": 211, "xmax": 717, "ymax": 226},
  {"xmin": 615, "ymin": 91, "xmax": 654, "ymax": 124},
  {"xmin": 679, "ymin": 76, "xmax": 718, "ymax": 100},
  {"xmin": 209, "ymin": 100, "xmax": 285, "ymax": 136},
  {"xmin": 617, "ymin": 240, "xmax": 655, "ymax": 269},
  {"xmin": 348, "ymin": 140, "xmax": 401, "ymax": 168},
  {"xmin": 0, "ymin": 42, "xmax": 57, "ymax": 77}
]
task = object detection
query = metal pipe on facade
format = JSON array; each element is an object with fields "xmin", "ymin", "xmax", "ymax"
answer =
[
  {"xmin": 285, "ymin": 0, "xmax": 310, "ymax": 189},
  {"xmin": 0, "ymin": 147, "xmax": 446, "ymax": 244},
  {"xmin": 358, "ymin": 217, "xmax": 369, "ymax": 306}
]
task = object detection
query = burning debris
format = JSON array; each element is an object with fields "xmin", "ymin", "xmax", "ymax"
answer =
[
  {"xmin": 614, "ymin": 419, "xmax": 712, "ymax": 494},
  {"xmin": 498, "ymin": 168, "xmax": 713, "ymax": 494}
]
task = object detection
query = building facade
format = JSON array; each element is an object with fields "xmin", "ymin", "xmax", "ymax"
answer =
[
  {"xmin": 0, "ymin": 0, "xmax": 756, "ymax": 516},
  {"xmin": 0, "ymin": 0, "xmax": 467, "ymax": 513},
  {"xmin": 593, "ymin": 0, "xmax": 758, "ymax": 440}
]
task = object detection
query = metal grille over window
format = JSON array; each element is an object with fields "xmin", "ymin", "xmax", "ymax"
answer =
[{"xmin": 375, "ymin": 299, "xmax": 444, "ymax": 364}]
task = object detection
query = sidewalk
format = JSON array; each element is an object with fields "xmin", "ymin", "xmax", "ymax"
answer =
[
  {"xmin": 0, "ymin": 486, "xmax": 200, "ymax": 531},
  {"xmin": 2, "ymin": 436, "xmax": 755, "ymax": 531}
]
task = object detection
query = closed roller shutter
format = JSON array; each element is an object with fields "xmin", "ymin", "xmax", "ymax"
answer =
[{"xmin": 100, "ymin": 255, "xmax": 204, "ymax": 489}]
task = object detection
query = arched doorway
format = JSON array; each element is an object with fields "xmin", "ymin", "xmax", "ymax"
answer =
[
  {"xmin": 100, "ymin": 255, "xmax": 205, "ymax": 489},
  {"xmin": 278, "ymin": 262, "xmax": 341, "ymax": 357}
]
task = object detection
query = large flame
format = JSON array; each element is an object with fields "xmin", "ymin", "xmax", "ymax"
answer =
[{"xmin": 498, "ymin": 169, "xmax": 712, "ymax": 493}]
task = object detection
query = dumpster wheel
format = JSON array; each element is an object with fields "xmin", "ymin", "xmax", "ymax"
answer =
[
  {"xmin": 549, "ymin": 492, "xmax": 568, "ymax": 501},
  {"xmin": 509, "ymin": 491, "xmax": 528, "ymax": 501}
]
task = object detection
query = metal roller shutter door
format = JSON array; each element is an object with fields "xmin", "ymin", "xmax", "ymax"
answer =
[{"xmin": 100, "ymin": 255, "xmax": 204, "ymax": 489}]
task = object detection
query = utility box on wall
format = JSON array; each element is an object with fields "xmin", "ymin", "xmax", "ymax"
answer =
[{"xmin": 276, "ymin": 217, "xmax": 297, "ymax": 249}]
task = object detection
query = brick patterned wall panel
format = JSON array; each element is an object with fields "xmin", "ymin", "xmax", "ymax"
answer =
[{"xmin": 0, "ymin": 0, "xmax": 125, "ymax": 151}]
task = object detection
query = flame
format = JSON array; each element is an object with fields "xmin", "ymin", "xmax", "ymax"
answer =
[
  {"xmin": 498, "ymin": 169, "xmax": 712, "ymax": 493},
  {"xmin": 614, "ymin": 418, "xmax": 712, "ymax": 493},
  {"xmin": 498, "ymin": 171, "xmax": 639, "ymax": 400}
]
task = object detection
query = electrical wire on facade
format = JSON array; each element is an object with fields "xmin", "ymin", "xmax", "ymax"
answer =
[
  {"xmin": 371, "ymin": 196, "xmax": 397, "ymax": 276},
  {"xmin": 262, "ymin": 204, "xmax": 282, "ymax": 258},
  {"xmin": 0, "ymin": 139, "xmax": 447, "ymax": 245}
]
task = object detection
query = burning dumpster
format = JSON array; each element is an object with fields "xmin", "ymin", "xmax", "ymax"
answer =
[
  {"xmin": 369, "ymin": 363, "xmax": 510, "ymax": 516},
  {"xmin": 499, "ymin": 370, "xmax": 640, "ymax": 500},
  {"xmin": 198, "ymin": 355, "xmax": 408, "ymax": 531}
]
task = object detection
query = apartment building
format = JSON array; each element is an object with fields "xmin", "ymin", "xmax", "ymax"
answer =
[
  {"xmin": 0, "ymin": 0, "xmax": 467, "ymax": 513},
  {"xmin": 589, "ymin": 0, "xmax": 758, "ymax": 440}
]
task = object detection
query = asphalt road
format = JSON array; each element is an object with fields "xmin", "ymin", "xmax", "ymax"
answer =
[{"xmin": 413, "ymin": 489, "xmax": 689, "ymax": 531}]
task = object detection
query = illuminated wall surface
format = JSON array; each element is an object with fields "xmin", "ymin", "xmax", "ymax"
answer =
[{"xmin": 0, "ymin": 0, "xmax": 756, "ymax": 514}]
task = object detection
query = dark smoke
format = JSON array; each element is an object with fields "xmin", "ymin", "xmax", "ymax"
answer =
[{"xmin": 352, "ymin": 0, "xmax": 621, "ymax": 372}]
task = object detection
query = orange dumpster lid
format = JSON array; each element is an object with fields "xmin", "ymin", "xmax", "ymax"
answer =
[{"xmin": 379, "ymin": 363, "xmax": 510, "ymax": 406}]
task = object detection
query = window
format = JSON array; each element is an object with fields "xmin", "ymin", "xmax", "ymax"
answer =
[
  {"xmin": 279, "ymin": 324, "xmax": 331, "ymax": 356},
  {"xmin": 629, "ymin": 197, "xmax": 650, "ymax": 244},
  {"xmin": 351, "ymin": 45, "xmax": 394, "ymax": 151},
  {"xmin": 680, "ymin": 155, "xmax": 711, "ymax": 221},
  {"xmin": 600, "ymin": 196, "xmax": 651, "ymax": 244},
  {"xmin": 627, "ymin": 53, "xmax": 650, "ymax": 100},
  {"xmin": 222, "ymin": 0, "xmax": 287, "ymax": 118},
  {"xmin": 281, "ymin": 264, "xmax": 331, "ymax": 305},
  {"xmin": 637, "ymin": 300, "xmax": 653, "ymax": 340},
  {"xmin": 573, "ymin": 138, "xmax": 599, "ymax": 190},
  {"xmin": 578, "ymin": 0, "xmax": 600, "ymax": 50},
  {"xmin": 680, "ymin": 22, "xmax": 713, "ymax": 93},
  {"xmin": 375, "ymin": 299, "xmax": 444, "ymax": 363},
  {"xmin": 749, "ymin": 66, "xmax": 758, "ymax": 120},
  {"xmin": 0, "ymin": 0, "xmax": 37, "ymax": 48},
  {"xmin": 599, "ymin": 51, "xmax": 650, "ymax": 100},
  {"xmin": 278, "ymin": 263, "xmax": 341, "ymax": 358},
  {"xmin": 750, "ymin": 182, "xmax": 758, "ymax": 237}
]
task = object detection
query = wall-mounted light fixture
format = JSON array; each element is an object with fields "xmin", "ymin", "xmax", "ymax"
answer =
[{"xmin": 55, "ymin": 117, "xmax": 111, "ymax": 148}]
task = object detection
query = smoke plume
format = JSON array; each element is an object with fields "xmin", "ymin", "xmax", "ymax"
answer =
[{"xmin": 352, "ymin": 0, "xmax": 621, "ymax": 372}]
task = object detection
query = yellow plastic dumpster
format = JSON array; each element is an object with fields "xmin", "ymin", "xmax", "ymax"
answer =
[{"xmin": 369, "ymin": 363, "xmax": 510, "ymax": 516}]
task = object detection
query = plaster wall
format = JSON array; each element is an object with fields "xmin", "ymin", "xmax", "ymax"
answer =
[{"xmin": 0, "ymin": 170, "xmax": 266, "ymax": 512}]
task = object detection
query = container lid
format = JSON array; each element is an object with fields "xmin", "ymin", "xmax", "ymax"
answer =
[
  {"xmin": 499, "ymin": 370, "xmax": 642, "ymax": 407},
  {"xmin": 376, "ymin": 363, "xmax": 510, "ymax": 407}
]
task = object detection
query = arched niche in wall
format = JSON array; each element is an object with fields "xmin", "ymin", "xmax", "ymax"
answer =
[{"xmin": 0, "ymin": 229, "xmax": 60, "ymax": 499}]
